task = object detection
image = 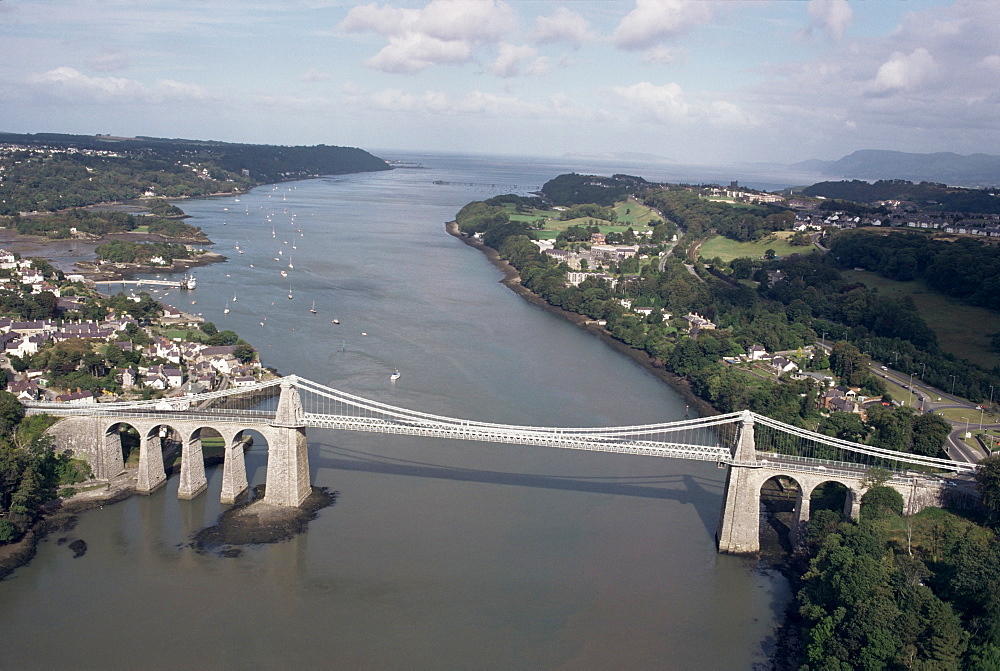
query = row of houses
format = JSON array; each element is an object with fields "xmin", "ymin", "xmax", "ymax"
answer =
[{"xmin": 0, "ymin": 316, "xmax": 139, "ymax": 358}]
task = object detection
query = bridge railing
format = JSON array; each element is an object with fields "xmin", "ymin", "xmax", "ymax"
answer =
[
  {"xmin": 750, "ymin": 412, "xmax": 973, "ymax": 474},
  {"xmin": 20, "ymin": 375, "xmax": 979, "ymax": 475}
]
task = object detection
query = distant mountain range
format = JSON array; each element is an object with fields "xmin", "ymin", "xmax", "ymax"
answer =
[{"xmin": 791, "ymin": 150, "xmax": 1000, "ymax": 188}]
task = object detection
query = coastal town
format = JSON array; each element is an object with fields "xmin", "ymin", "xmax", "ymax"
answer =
[{"xmin": 0, "ymin": 245, "xmax": 266, "ymax": 407}]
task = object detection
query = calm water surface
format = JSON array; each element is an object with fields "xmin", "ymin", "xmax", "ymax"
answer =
[{"xmin": 0, "ymin": 153, "xmax": 796, "ymax": 669}]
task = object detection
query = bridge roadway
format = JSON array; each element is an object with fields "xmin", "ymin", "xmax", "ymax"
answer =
[{"xmin": 26, "ymin": 374, "xmax": 979, "ymax": 554}]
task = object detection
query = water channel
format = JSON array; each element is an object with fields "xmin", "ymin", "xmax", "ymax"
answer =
[{"xmin": 0, "ymin": 153, "xmax": 808, "ymax": 669}]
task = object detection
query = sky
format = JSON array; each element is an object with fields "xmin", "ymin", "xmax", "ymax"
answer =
[{"xmin": 1, "ymin": 0, "xmax": 998, "ymax": 165}]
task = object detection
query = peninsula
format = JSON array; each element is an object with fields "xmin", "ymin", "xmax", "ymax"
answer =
[{"xmin": 451, "ymin": 171, "xmax": 1000, "ymax": 669}]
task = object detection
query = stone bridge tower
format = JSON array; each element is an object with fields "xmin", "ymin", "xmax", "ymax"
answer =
[
  {"xmin": 716, "ymin": 411, "xmax": 761, "ymax": 554},
  {"xmin": 264, "ymin": 377, "xmax": 311, "ymax": 506}
]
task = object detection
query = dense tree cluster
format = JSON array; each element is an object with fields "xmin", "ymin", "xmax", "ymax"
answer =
[
  {"xmin": 0, "ymin": 132, "xmax": 389, "ymax": 216},
  {"xmin": 94, "ymin": 240, "xmax": 191, "ymax": 265},
  {"xmin": 6, "ymin": 209, "xmax": 205, "ymax": 241},
  {"xmin": 644, "ymin": 189, "xmax": 795, "ymax": 242},
  {"xmin": 540, "ymin": 173, "xmax": 648, "ymax": 207},
  {"xmin": 0, "ymin": 398, "xmax": 90, "ymax": 544},
  {"xmin": 795, "ymin": 510, "xmax": 972, "ymax": 669},
  {"xmin": 801, "ymin": 179, "xmax": 1000, "ymax": 214},
  {"xmin": 763, "ymin": 252, "xmax": 999, "ymax": 402},
  {"xmin": 830, "ymin": 230, "xmax": 1000, "ymax": 311},
  {"xmin": 0, "ymin": 151, "xmax": 250, "ymax": 215}
]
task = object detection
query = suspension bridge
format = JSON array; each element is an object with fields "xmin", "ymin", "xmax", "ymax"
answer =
[{"xmin": 26, "ymin": 375, "xmax": 976, "ymax": 554}]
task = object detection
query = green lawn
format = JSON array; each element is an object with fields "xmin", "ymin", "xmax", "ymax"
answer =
[
  {"xmin": 698, "ymin": 231, "xmax": 811, "ymax": 262},
  {"xmin": 159, "ymin": 329, "xmax": 206, "ymax": 342},
  {"xmin": 508, "ymin": 199, "xmax": 660, "ymax": 238},
  {"xmin": 611, "ymin": 198, "xmax": 661, "ymax": 228},
  {"xmin": 841, "ymin": 269, "xmax": 1000, "ymax": 370},
  {"xmin": 935, "ymin": 407, "xmax": 998, "ymax": 424}
]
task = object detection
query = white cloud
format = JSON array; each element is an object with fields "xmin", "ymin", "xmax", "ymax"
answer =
[
  {"xmin": 526, "ymin": 56, "xmax": 551, "ymax": 77},
  {"xmin": 489, "ymin": 44, "xmax": 537, "ymax": 78},
  {"xmin": 613, "ymin": 81, "xmax": 690, "ymax": 121},
  {"xmin": 806, "ymin": 0, "xmax": 852, "ymax": 40},
  {"xmin": 981, "ymin": 55, "xmax": 1000, "ymax": 72},
  {"xmin": 531, "ymin": 7, "xmax": 593, "ymax": 47},
  {"xmin": 26, "ymin": 67, "xmax": 207, "ymax": 103},
  {"xmin": 340, "ymin": 0, "xmax": 517, "ymax": 73},
  {"xmin": 300, "ymin": 69, "xmax": 333, "ymax": 83},
  {"xmin": 28, "ymin": 67, "xmax": 144, "ymax": 101},
  {"xmin": 612, "ymin": 0, "xmax": 712, "ymax": 52},
  {"xmin": 641, "ymin": 46, "xmax": 682, "ymax": 65},
  {"xmin": 342, "ymin": 82, "xmax": 598, "ymax": 121},
  {"xmin": 612, "ymin": 81, "xmax": 756, "ymax": 127},
  {"xmin": 868, "ymin": 47, "xmax": 937, "ymax": 94},
  {"xmin": 87, "ymin": 51, "xmax": 129, "ymax": 73},
  {"xmin": 365, "ymin": 34, "xmax": 472, "ymax": 74}
]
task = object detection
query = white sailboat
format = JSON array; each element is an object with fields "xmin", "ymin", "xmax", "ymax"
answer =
[
  {"xmin": 390, "ymin": 369, "xmax": 401, "ymax": 382},
  {"xmin": 310, "ymin": 300, "xmax": 317, "ymax": 314}
]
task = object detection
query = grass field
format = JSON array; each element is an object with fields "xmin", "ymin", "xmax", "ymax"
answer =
[
  {"xmin": 611, "ymin": 197, "xmax": 661, "ymax": 228},
  {"xmin": 507, "ymin": 198, "xmax": 661, "ymax": 239},
  {"xmin": 841, "ymin": 269, "xmax": 1000, "ymax": 370},
  {"xmin": 936, "ymin": 407, "xmax": 999, "ymax": 424},
  {"xmin": 698, "ymin": 231, "xmax": 811, "ymax": 262}
]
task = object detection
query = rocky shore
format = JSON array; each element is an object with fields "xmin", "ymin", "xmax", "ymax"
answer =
[
  {"xmin": 0, "ymin": 227, "xmax": 225, "ymax": 280},
  {"xmin": 191, "ymin": 485, "xmax": 338, "ymax": 556},
  {"xmin": 446, "ymin": 221, "xmax": 718, "ymax": 419},
  {"xmin": 76, "ymin": 249, "xmax": 226, "ymax": 282},
  {"xmin": 0, "ymin": 472, "xmax": 138, "ymax": 581}
]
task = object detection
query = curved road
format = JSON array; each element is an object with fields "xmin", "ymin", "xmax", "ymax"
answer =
[{"xmin": 866, "ymin": 360, "xmax": 993, "ymax": 466}]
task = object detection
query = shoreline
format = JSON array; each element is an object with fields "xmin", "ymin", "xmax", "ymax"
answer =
[
  {"xmin": 0, "ymin": 452, "xmax": 235, "ymax": 581},
  {"xmin": 0, "ymin": 227, "xmax": 225, "ymax": 280},
  {"xmin": 445, "ymin": 221, "xmax": 718, "ymax": 419},
  {"xmin": 0, "ymin": 474, "xmax": 137, "ymax": 581},
  {"xmin": 447, "ymin": 220, "xmax": 803, "ymax": 670}
]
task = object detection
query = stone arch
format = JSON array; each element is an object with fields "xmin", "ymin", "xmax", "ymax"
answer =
[
  {"xmin": 218, "ymin": 426, "xmax": 269, "ymax": 504},
  {"xmin": 759, "ymin": 474, "xmax": 803, "ymax": 553},
  {"xmin": 103, "ymin": 421, "xmax": 139, "ymax": 477},
  {"xmin": 176, "ymin": 426, "xmax": 223, "ymax": 500},
  {"xmin": 810, "ymin": 480, "xmax": 850, "ymax": 518},
  {"xmin": 136, "ymin": 422, "xmax": 180, "ymax": 495}
]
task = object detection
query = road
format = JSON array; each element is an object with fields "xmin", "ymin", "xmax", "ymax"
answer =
[{"xmin": 866, "ymin": 359, "xmax": 992, "ymax": 466}]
